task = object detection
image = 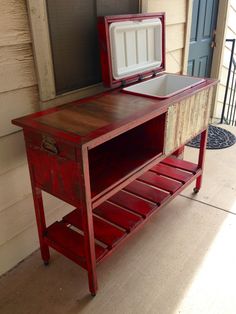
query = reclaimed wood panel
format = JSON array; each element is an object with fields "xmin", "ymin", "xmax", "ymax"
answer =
[
  {"xmin": 0, "ymin": 86, "xmax": 39, "ymax": 137},
  {"xmin": 0, "ymin": 44, "xmax": 37, "ymax": 93},
  {"xmin": 165, "ymin": 87, "xmax": 214, "ymax": 154},
  {"xmin": 0, "ymin": 0, "xmax": 31, "ymax": 47}
]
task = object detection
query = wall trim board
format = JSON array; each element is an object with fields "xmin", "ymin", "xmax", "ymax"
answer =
[{"xmin": 26, "ymin": 0, "xmax": 56, "ymax": 101}]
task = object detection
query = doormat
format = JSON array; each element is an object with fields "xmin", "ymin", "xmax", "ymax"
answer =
[{"xmin": 187, "ymin": 125, "xmax": 236, "ymax": 149}]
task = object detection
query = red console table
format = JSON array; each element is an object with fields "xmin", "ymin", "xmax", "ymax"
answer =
[{"xmin": 12, "ymin": 78, "xmax": 217, "ymax": 295}]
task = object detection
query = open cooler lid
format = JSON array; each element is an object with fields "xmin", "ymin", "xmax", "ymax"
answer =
[{"xmin": 98, "ymin": 13, "xmax": 165, "ymax": 88}]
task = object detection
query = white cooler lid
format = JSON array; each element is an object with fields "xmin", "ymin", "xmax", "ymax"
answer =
[{"xmin": 109, "ymin": 18, "xmax": 163, "ymax": 80}]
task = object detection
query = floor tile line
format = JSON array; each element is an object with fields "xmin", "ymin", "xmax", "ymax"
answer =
[{"xmin": 179, "ymin": 194, "xmax": 236, "ymax": 216}]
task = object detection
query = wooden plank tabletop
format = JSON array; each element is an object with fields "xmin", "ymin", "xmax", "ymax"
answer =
[{"xmin": 12, "ymin": 78, "xmax": 217, "ymax": 147}]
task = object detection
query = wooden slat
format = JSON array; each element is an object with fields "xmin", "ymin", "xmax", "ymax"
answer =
[
  {"xmin": 0, "ymin": 86, "xmax": 39, "ymax": 137},
  {"xmin": 138, "ymin": 171, "xmax": 182, "ymax": 194},
  {"xmin": 94, "ymin": 202, "xmax": 142, "ymax": 232},
  {"xmin": 0, "ymin": 0, "xmax": 31, "ymax": 47},
  {"xmin": 0, "ymin": 44, "xmax": 36, "ymax": 93},
  {"xmin": 161, "ymin": 157, "xmax": 198, "ymax": 173},
  {"xmin": 151, "ymin": 164, "xmax": 192, "ymax": 183},
  {"xmin": 109, "ymin": 190, "xmax": 155, "ymax": 218},
  {"xmin": 63, "ymin": 209, "xmax": 126, "ymax": 248},
  {"xmin": 125, "ymin": 180, "xmax": 170, "ymax": 204},
  {"xmin": 45, "ymin": 222, "xmax": 107, "ymax": 266}
]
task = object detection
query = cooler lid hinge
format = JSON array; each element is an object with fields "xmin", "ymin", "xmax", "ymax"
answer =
[
  {"xmin": 138, "ymin": 74, "xmax": 144, "ymax": 82},
  {"xmin": 152, "ymin": 70, "xmax": 157, "ymax": 77},
  {"xmin": 121, "ymin": 79, "xmax": 126, "ymax": 87}
]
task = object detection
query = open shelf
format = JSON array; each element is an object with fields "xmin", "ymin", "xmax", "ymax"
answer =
[
  {"xmin": 44, "ymin": 157, "xmax": 201, "ymax": 269},
  {"xmin": 88, "ymin": 114, "xmax": 166, "ymax": 198}
]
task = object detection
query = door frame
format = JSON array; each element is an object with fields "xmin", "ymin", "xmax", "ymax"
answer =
[{"xmin": 182, "ymin": 0, "xmax": 230, "ymax": 119}]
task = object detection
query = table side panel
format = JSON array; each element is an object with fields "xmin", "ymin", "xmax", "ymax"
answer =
[{"xmin": 24, "ymin": 130, "xmax": 82, "ymax": 207}]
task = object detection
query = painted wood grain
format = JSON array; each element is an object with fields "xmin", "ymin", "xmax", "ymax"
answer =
[
  {"xmin": 0, "ymin": 0, "xmax": 31, "ymax": 47},
  {"xmin": 0, "ymin": 44, "xmax": 37, "ymax": 93},
  {"xmin": 0, "ymin": 86, "xmax": 39, "ymax": 137},
  {"xmin": 0, "ymin": 132, "xmax": 26, "ymax": 176},
  {"xmin": 165, "ymin": 87, "xmax": 214, "ymax": 154}
]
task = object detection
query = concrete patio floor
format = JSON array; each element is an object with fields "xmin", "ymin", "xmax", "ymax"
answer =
[{"xmin": 0, "ymin": 125, "xmax": 236, "ymax": 314}]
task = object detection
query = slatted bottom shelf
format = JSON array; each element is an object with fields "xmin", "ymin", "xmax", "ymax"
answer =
[{"xmin": 44, "ymin": 157, "xmax": 201, "ymax": 269}]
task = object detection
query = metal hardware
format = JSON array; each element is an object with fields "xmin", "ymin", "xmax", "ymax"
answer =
[
  {"xmin": 221, "ymin": 39, "xmax": 236, "ymax": 125},
  {"xmin": 138, "ymin": 74, "xmax": 144, "ymax": 81},
  {"xmin": 41, "ymin": 136, "xmax": 59, "ymax": 155},
  {"xmin": 121, "ymin": 80, "xmax": 126, "ymax": 87},
  {"xmin": 211, "ymin": 30, "xmax": 217, "ymax": 48},
  {"xmin": 152, "ymin": 70, "xmax": 157, "ymax": 77}
]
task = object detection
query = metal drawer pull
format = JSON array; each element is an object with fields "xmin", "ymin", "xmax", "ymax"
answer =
[{"xmin": 41, "ymin": 137, "xmax": 59, "ymax": 155}]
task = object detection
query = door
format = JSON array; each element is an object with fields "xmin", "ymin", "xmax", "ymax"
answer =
[{"xmin": 187, "ymin": 0, "xmax": 219, "ymax": 78}]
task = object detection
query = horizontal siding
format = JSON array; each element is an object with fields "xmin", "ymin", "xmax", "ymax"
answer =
[
  {"xmin": 0, "ymin": 199, "xmax": 73, "ymax": 276},
  {"xmin": 0, "ymin": 193, "xmax": 72, "ymax": 248},
  {"xmin": 166, "ymin": 49, "xmax": 183, "ymax": 73},
  {"xmin": 0, "ymin": 132, "xmax": 26, "ymax": 176},
  {"xmin": 0, "ymin": 164, "xmax": 31, "ymax": 213},
  {"xmin": 0, "ymin": 0, "xmax": 46, "ymax": 277},
  {"xmin": 0, "ymin": 0, "xmax": 31, "ymax": 47},
  {"xmin": 0, "ymin": 86, "xmax": 39, "ymax": 137},
  {"xmin": 145, "ymin": 0, "xmax": 186, "ymax": 74},
  {"xmin": 0, "ymin": 44, "xmax": 37, "ymax": 94},
  {"xmin": 147, "ymin": 0, "xmax": 186, "ymax": 25},
  {"xmin": 166, "ymin": 23, "xmax": 185, "ymax": 52}
]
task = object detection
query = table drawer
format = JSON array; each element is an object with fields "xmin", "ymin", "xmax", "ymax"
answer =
[{"xmin": 24, "ymin": 130, "xmax": 77, "ymax": 161}]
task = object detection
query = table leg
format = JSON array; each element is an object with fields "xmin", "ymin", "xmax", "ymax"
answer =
[
  {"xmin": 194, "ymin": 128, "xmax": 208, "ymax": 193},
  {"xmin": 79, "ymin": 147, "xmax": 98, "ymax": 296},
  {"xmin": 25, "ymin": 142, "xmax": 50, "ymax": 264},
  {"xmin": 31, "ymin": 185, "xmax": 50, "ymax": 264},
  {"xmin": 80, "ymin": 206, "xmax": 98, "ymax": 296}
]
